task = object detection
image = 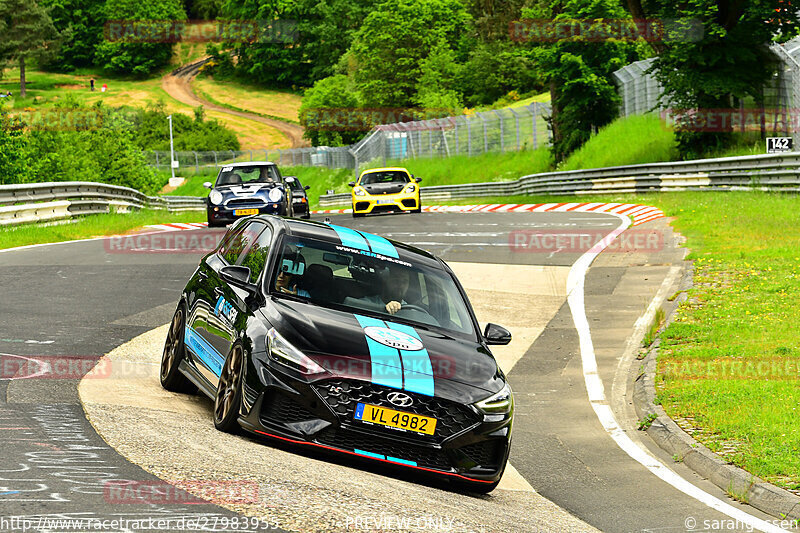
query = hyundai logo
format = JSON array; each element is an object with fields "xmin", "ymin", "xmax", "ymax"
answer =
[{"xmin": 387, "ymin": 392, "xmax": 413, "ymax": 408}]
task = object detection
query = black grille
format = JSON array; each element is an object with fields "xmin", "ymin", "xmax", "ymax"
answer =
[
  {"xmin": 312, "ymin": 380, "xmax": 480, "ymax": 442},
  {"xmin": 226, "ymin": 198, "xmax": 266, "ymax": 208},
  {"xmin": 401, "ymin": 199, "xmax": 416, "ymax": 208},
  {"xmin": 355, "ymin": 201, "xmax": 370, "ymax": 211},
  {"xmin": 316, "ymin": 427, "xmax": 451, "ymax": 470},
  {"xmin": 261, "ymin": 392, "xmax": 316, "ymax": 424},
  {"xmin": 460, "ymin": 440, "xmax": 502, "ymax": 467}
]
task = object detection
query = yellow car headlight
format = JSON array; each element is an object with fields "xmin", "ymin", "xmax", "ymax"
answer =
[
  {"xmin": 403, "ymin": 184, "xmax": 416, "ymax": 193},
  {"xmin": 354, "ymin": 187, "xmax": 367, "ymax": 197}
]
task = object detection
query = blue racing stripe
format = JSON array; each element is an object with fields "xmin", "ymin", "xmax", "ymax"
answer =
[
  {"xmin": 354, "ymin": 449, "xmax": 385, "ymax": 460},
  {"xmin": 359, "ymin": 231, "xmax": 399, "ymax": 258},
  {"xmin": 386, "ymin": 456, "xmax": 417, "ymax": 466},
  {"xmin": 354, "ymin": 315, "xmax": 403, "ymax": 390},
  {"xmin": 386, "ymin": 322, "xmax": 435, "ymax": 396},
  {"xmin": 329, "ymin": 224, "xmax": 370, "ymax": 251},
  {"xmin": 184, "ymin": 326, "xmax": 225, "ymax": 377}
]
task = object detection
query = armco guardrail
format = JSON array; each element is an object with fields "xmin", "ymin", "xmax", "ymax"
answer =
[
  {"xmin": 0, "ymin": 182, "xmax": 205, "ymax": 227},
  {"xmin": 318, "ymin": 152, "xmax": 800, "ymax": 206}
]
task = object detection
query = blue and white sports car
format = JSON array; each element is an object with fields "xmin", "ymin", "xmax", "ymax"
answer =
[{"xmin": 204, "ymin": 162, "xmax": 294, "ymax": 227}]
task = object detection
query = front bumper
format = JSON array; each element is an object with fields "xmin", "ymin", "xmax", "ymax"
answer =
[
  {"xmin": 207, "ymin": 203, "xmax": 285, "ymax": 224},
  {"xmin": 352, "ymin": 192, "xmax": 420, "ymax": 214},
  {"xmin": 239, "ymin": 354, "xmax": 511, "ymax": 486}
]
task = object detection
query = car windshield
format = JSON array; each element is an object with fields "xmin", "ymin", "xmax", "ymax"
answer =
[
  {"xmin": 286, "ymin": 178, "xmax": 304, "ymax": 192},
  {"xmin": 216, "ymin": 165, "xmax": 280, "ymax": 186},
  {"xmin": 359, "ymin": 171, "xmax": 410, "ymax": 185},
  {"xmin": 268, "ymin": 235, "xmax": 475, "ymax": 337}
]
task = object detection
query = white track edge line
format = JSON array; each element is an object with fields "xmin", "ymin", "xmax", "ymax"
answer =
[{"xmin": 566, "ymin": 212, "xmax": 788, "ymax": 533}]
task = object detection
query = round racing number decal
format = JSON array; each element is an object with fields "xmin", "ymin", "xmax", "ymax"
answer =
[{"xmin": 363, "ymin": 326, "xmax": 424, "ymax": 351}]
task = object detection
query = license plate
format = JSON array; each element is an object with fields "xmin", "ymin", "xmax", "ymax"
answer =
[
  {"xmin": 354, "ymin": 403, "xmax": 437, "ymax": 435},
  {"xmin": 377, "ymin": 199, "xmax": 395, "ymax": 205},
  {"xmin": 234, "ymin": 209, "xmax": 259, "ymax": 216}
]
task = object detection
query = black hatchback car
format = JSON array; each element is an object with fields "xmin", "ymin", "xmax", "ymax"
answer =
[
  {"xmin": 204, "ymin": 162, "xmax": 294, "ymax": 227},
  {"xmin": 160, "ymin": 216, "xmax": 514, "ymax": 492}
]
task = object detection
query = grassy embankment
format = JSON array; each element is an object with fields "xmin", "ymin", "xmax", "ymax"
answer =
[{"xmin": 0, "ymin": 210, "xmax": 205, "ymax": 251}]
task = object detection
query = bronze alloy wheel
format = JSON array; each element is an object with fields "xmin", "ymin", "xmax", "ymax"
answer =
[
  {"xmin": 214, "ymin": 344, "xmax": 244, "ymax": 432},
  {"xmin": 160, "ymin": 307, "xmax": 195, "ymax": 393}
]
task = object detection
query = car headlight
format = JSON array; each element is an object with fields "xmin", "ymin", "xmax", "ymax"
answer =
[
  {"xmin": 475, "ymin": 383, "xmax": 513, "ymax": 415},
  {"xmin": 268, "ymin": 188, "xmax": 283, "ymax": 202},
  {"xmin": 353, "ymin": 187, "xmax": 367, "ymax": 196},
  {"xmin": 209, "ymin": 190, "xmax": 223, "ymax": 205},
  {"xmin": 403, "ymin": 183, "xmax": 416, "ymax": 193},
  {"xmin": 267, "ymin": 328, "xmax": 325, "ymax": 375}
]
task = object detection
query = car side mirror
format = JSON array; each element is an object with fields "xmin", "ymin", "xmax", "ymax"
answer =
[
  {"xmin": 304, "ymin": 185, "xmax": 310, "ymax": 190},
  {"xmin": 484, "ymin": 323, "xmax": 511, "ymax": 345},
  {"xmin": 348, "ymin": 181, "xmax": 355, "ymax": 187},
  {"xmin": 203, "ymin": 181, "xmax": 212, "ymax": 189},
  {"xmin": 415, "ymin": 177, "xmax": 422, "ymax": 183},
  {"xmin": 220, "ymin": 265, "xmax": 256, "ymax": 293}
]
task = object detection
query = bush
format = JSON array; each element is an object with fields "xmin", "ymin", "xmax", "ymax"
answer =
[{"xmin": 130, "ymin": 101, "xmax": 240, "ymax": 152}]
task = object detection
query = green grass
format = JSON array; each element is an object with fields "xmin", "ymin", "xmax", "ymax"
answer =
[
  {"xmin": 558, "ymin": 114, "xmax": 678, "ymax": 171},
  {"xmin": 0, "ymin": 209, "xmax": 205, "ymax": 251}
]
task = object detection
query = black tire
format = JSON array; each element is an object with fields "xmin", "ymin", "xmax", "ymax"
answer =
[
  {"xmin": 352, "ymin": 205, "xmax": 365, "ymax": 218},
  {"xmin": 213, "ymin": 343, "xmax": 245, "ymax": 433},
  {"xmin": 160, "ymin": 306, "xmax": 196, "ymax": 393}
]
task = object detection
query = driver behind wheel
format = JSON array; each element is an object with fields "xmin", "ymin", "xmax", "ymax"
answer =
[{"xmin": 344, "ymin": 264, "xmax": 410, "ymax": 315}]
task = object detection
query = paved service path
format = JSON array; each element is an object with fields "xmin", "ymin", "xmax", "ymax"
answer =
[{"xmin": 161, "ymin": 59, "xmax": 307, "ymax": 149}]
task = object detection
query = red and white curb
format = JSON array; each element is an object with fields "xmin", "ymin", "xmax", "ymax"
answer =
[
  {"xmin": 145, "ymin": 204, "xmax": 664, "ymax": 231},
  {"xmin": 145, "ymin": 222, "xmax": 209, "ymax": 232},
  {"xmin": 314, "ymin": 203, "xmax": 664, "ymax": 226}
]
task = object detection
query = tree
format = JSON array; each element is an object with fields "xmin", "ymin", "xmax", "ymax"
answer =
[
  {"xmin": 221, "ymin": 0, "xmax": 311, "ymax": 87},
  {"xmin": 94, "ymin": 0, "xmax": 187, "ymax": 77},
  {"xmin": 0, "ymin": 0, "xmax": 60, "ymax": 98},
  {"xmin": 523, "ymin": 0, "xmax": 639, "ymax": 162},
  {"xmin": 626, "ymin": 0, "xmax": 799, "ymax": 158},
  {"xmin": 39, "ymin": 0, "xmax": 104, "ymax": 71},
  {"xmin": 298, "ymin": 74, "xmax": 365, "ymax": 146},
  {"xmin": 348, "ymin": 0, "xmax": 472, "ymax": 108}
]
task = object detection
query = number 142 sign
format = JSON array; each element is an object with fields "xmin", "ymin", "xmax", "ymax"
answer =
[{"xmin": 767, "ymin": 137, "xmax": 793, "ymax": 153}]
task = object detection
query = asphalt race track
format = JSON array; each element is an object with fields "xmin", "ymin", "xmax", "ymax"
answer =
[{"xmin": 0, "ymin": 211, "xmax": 789, "ymax": 532}]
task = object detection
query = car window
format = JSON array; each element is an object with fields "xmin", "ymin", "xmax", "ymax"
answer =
[
  {"xmin": 270, "ymin": 235, "xmax": 475, "ymax": 338},
  {"xmin": 359, "ymin": 171, "xmax": 410, "ymax": 185},
  {"xmin": 216, "ymin": 166, "xmax": 278, "ymax": 186},
  {"xmin": 286, "ymin": 178, "xmax": 304, "ymax": 192},
  {"xmin": 237, "ymin": 225, "xmax": 273, "ymax": 284},
  {"xmin": 221, "ymin": 221, "xmax": 266, "ymax": 265}
]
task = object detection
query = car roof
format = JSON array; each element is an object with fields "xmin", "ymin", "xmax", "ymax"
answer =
[
  {"xmin": 259, "ymin": 216, "xmax": 441, "ymax": 268},
  {"xmin": 220, "ymin": 161, "xmax": 277, "ymax": 168},
  {"xmin": 359, "ymin": 167, "xmax": 409, "ymax": 177}
]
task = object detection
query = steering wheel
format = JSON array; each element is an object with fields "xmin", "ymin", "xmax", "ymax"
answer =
[{"xmin": 399, "ymin": 304, "xmax": 429, "ymax": 314}]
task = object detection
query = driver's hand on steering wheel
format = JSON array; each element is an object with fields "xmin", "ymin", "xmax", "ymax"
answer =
[{"xmin": 385, "ymin": 301, "xmax": 401, "ymax": 314}]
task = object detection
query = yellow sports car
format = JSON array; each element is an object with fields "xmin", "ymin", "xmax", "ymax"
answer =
[{"xmin": 348, "ymin": 167, "xmax": 422, "ymax": 217}]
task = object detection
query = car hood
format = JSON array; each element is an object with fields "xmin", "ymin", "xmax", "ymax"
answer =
[
  {"xmin": 217, "ymin": 183, "xmax": 282, "ymax": 196},
  {"xmin": 260, "ymin": 298, "xmax": 505, "ymax": 404},
  {"xmin": 361, "ymin": 182, "xmax": 406, "ymax": 195}
]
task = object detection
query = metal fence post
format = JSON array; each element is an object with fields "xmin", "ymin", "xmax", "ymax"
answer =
[
  {"xmin": 467, "ymin": 117, "xmax": 472, "ymax": 155},
  {"xmin": 509, "ymin": 107, "xmax": 521, "ymax": 150},
  {"xmin": 213, "ymin": 151, "xmax": 218, "ymax": 167},
  {"xmin": 530, "ymin": 104, "xmax": 538, "ymax": 147},
  {"xmin": 480, "ymin": 113, "xmax": 488, "ymax": 153},
  {"xmin": 155, "ymin": 151, "xmax": 159, "ymax": 168},
  {"xmin": 494, "ymin": 110, "xmax": 505, "ymax": 152},
  {"xmin": 193, "ymin": 152, "xmax": 199, "ymax": 173},
  {"xmin": 454, "ymin": 120, "xmax": 459, "ymax": 155}
]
